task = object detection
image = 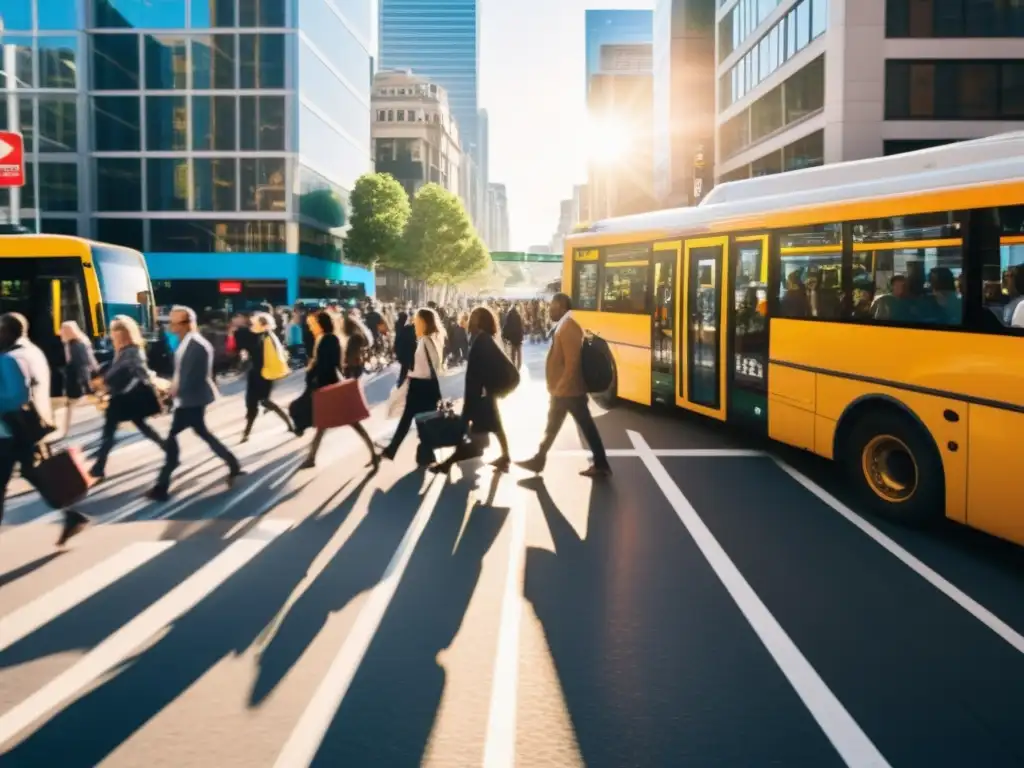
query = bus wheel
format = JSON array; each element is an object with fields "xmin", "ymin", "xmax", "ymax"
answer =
[
  {"xmin": 591, "ymin": 355, "xmax": 618, "ymax": 409},
  {"xmin": 843, "ymin": 410, "xmax": 943, "ymax": 526}
]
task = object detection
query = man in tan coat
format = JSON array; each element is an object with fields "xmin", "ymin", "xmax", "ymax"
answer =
[{"xmin": 517, "ymin": 294, "xmax": 611, "ymax": 478}]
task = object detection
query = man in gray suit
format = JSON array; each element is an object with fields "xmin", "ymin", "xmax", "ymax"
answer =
[{"xmin": 148, "ymin": 306, "xmax": 242, "ymax": 501}]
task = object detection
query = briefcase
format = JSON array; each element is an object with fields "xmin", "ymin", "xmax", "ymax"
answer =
[
  {"xmin": 30, "ymin": 446, "xmax": 96, "ymax": 509},
  {"xmin": 312, "ymin": 379, "xmax": 370, "ymax": 430},
  {"xmin": 415, "ymin": 406, "xmax": 465, "ymax": 449}
]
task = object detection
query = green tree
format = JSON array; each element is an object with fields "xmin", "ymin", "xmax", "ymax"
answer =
[
  {"xmin": 398, "ymin": 183, "xmax": 490, "ymax": 286},
  {"xmin": 343, "ymin": 172, "xmax": 411, "ymax": 268}
]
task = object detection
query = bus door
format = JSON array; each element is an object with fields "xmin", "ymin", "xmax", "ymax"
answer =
[
  {"xmin": 681, "ymin": 237, "xmax": 728, "ymax": 420},
  {"xmin": 729, "ymin": 235, "xmax": 770, "ymax": 430},
  {"xmin": 651, "ymin": 241, "xmax": 679, "ymax": 404}
]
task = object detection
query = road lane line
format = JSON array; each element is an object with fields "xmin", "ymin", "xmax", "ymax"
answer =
[
  {"xmin": 0, "ymin": 519, "xmax": 291, "ymax": 749},
  {"xmin": 545, "ymin": 449, "xmax": 765, "ymax": 458},
  {"xmin": 628, "ymin": 431, "xmax": 890, "ymax": 768},
  {"xmin": 482, "ymin": 490, "xmax": 526, "ymax": 768},
  {"xmin": 0, "ymin": 542, "xmax": 175, "ymax": 651},
  {"xmin": 273, "ymin": 475, "xmax": 446, "ymax": 768},
  {"xmin": 774, "ymin": 459, "xmax": 1024, "ymax": 656}
]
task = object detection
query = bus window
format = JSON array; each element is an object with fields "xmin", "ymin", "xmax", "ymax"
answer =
[
  {"xmin": 601, "ymin": 244, "xmax": 650, "ymax": 314},
  {"xmin": 733, "ymin": 237, "xmax": 767, "ymax": 392},
  {"xmin": 776, "ymin": 223, "xmax": 842, "ymax": 319},
  {"xmin": 91, "ymin": 245, "xmax": 154, "ymax": 331},
  {"xmin": 573, "ymin": 249, "xmax": 600, "ymax": 310},
  {"xmin": 989, "ymin": 206, "xmax": 1024, "ymax": 329}
]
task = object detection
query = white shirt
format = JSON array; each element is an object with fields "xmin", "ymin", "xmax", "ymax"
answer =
[
  {"xmin": 409, "ymin": 336, "xmax": 440, "ymax": 380},
  {"xmin": 9, "ymin": 338, "xmax": 53, "ymax": 426}
]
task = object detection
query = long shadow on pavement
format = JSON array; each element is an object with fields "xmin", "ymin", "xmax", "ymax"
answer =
[
  {"xmin": 308, "ymin": 464, "xmax": 504, "ymax": 766},
  {"xmin": 0, "ymin": 467, "xmax": 413, "ymax": 767},
  {"xmin": 0, "ymin": 552, "xmax": 64, "ymax": 590}
]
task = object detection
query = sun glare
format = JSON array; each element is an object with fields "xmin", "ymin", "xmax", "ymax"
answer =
[{"xmin": 586, "ymin": 117, "xmax": 631, "ymax": 165}]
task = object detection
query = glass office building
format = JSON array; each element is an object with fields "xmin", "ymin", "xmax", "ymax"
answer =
[
  {"xmin": 0, "ymin": 0, "xmax": 375, "ymax": 306},
  {"xmin": 379, "ymin": 0, "xmax": 479, "ymax": 156}
]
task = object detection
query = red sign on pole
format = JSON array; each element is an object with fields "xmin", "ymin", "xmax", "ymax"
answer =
[
  {"xmin": 0, "ymin": 132, "xmax": 25, "ymax": 188},
  {"xmin": 219, "ymin": 281, "xmax": 243, "ymax": 294}
]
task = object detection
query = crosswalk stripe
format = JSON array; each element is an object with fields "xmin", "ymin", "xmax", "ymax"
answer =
[
  {"xmin": 0, "ymin": 519, "xmax": 292, "ymax": 749},
  {"xmin": 273, "ymin": 475, "xmax": 446, "ymax": 768},
  {"xmin": 0, "ymin": 541, "xmax": 175, "ymax": 653}
]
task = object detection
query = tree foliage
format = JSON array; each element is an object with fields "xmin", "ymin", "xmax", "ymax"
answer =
[
  {"xmin": 397, "ymin": 183, "xmax": 490, "ymax": 285},
  {"xmin": 343, "ymin": 172, "xmax": 411, "ymax": 268}
]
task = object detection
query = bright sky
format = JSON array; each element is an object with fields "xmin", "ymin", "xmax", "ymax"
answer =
[{"xmin": 479, "ymin": 0, "xmax": 654, "ymax": 251}]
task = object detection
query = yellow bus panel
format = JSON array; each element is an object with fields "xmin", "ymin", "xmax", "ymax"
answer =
[{"xmin": 573, "ymin": 311, "xmax": 652, "ymax": 406}]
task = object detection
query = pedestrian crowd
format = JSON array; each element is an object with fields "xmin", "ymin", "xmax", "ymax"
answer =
[{"xmin": 0, "ymin": 292, "xmax": 609, "ymax": 549}]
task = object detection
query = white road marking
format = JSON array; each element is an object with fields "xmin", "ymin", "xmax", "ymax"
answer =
[
  {"xmin": 628, "ymin": 431, "xmax": 890, "ymax": 768},
  {"xmin": 273, "ymin": 475, "xmax": 446, "ymax": 768},
  {"xmin": 0, "ymin": 541, "xmax": 175, "ymax": 651},
  {"xmin": 482, "ymin": 490, "xmax": 527, "ymax": 768},
  {"xmin": 774, "ymin": 459, "xmax": 1024, "ymax": 656},
  {"xmin": 546, "ymin": 448, "xmax": 765, "ymax": 458},
  {"xmin": 0, "ymin": 520, "xmax": 291, "ymax": 749}
]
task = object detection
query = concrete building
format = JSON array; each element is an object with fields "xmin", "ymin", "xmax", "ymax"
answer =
[
  {"xmin": 653, "ymin": 0, "xmax": 717, "ymax": 206},
  {"xmin": 487, "ymin": 182, "xmax": 509, "ymax": 252},
  {"xmin": 379, "ymin": 0, "xmax": 480, "ymax": 159},
  {"xmin": 0, "ymin": 0, "xmax": 376, "ymax": 306},
  {"xmin": 572, "ymin": 183, "xmax": 591, "ymax": 227},
  {"xmin": 715, "ymin": 0, "xmax": 1024, "ymax": 184},
  {"xmin": 372, "ymin": 70, "xmax": 462, "ymax": 199},
  {"xmin": 585, "ymin": 11, "xmax": 657, "ymax": 220},
  {"xmin": 550, "ymin": 198, "xmax": 573, "ymax": 254}
]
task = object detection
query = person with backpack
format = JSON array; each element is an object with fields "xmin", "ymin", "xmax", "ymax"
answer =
[
  {"xmin": 516, "ymin": 293, "xmax": 611, "ymax": 479},
  {"xmin": 241, "ymin": 312, "xmax": 294, "ymax": 443},
  {"xmin": 429, "ymin": 306, "xmax": 517, "ymax": 475}
]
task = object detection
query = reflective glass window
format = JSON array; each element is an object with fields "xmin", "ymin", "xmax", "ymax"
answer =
[
  {"xmin": 301, "ymin": 7, "xmax": 372, "ymax": 100},
  {"xmin": 190, "ymin": 0, "xmax": 236, "ymax": 27},
  {"xmin": 96, "ymin": 158, "xmax": 142, "ymax": 212},
  {"xmin": 811, "ymin": 0, "xmax": 827, "ymax": 38},
  {"xmin": 94, "ymin": 97, "xmax": 141, "ymax": 151},
  {"xmin": 0, "ymin": 36, "xmax": 34, "ymax": 89},
  {"xmin": 1, "ymin": 0, "xmax": 32, "ymax": 30},
  {"xmin": 38, "ymin": 164, "xmax": 78, "ymax": 212},
  {"xmin": 239, "ymin": 34, "xmax": 286, "ymax": 89},
  {"xmin": 299, "ymin": 44, "xmax": 371, "ymax": 144},
  {"xmin": 92, "ymin": 0, "xmax": 187, "ymax": 29},
  {"xmin": 193, "ymin": 96, "xmax": 236, "ymax": 150},
  {"xmin": 38, "ymin": 37, "xmax": 78, "ymax": 89},
  {"xmin": 41, "ymin": 219, "xmax": 78, "ymax": 236},
  {"xmin": 784, "ymin": 55, "xmax": 824, "ymax": 123},
  {"xmin": 297, "ymin": 164, "xmax": 348, "ymax": 228},
  {"xmin": 240, "ymin": 95, "xmax": 285, "ymax": 150},
  {"xmin": 96, "ymin": 219, "xmax": 144, "ymax": 251},
  {"xmin": 93, "ymin": 34, "xmax": 140, "ymax": 90},
  {"xmin": 0, "ymin": 96, "xmax": 35, "ymax": 152},
  {"xmin": 1002, "ymin": 62, "xmax": 1024, "ymax": 119},
  {"xmin": 796, "ymin": 0, "xmax": 810, "ymax": 48},
  {"xmin": 150, "ymin": 219, "xmax": 286, "ymax": 252},
  {"xmin": 144, "ymin": 35, "xmax": 188, "ymax": 89},
  {"xmin": 958, "ymin": 63, "xmax": 998, "ymax": 118},
  {"xmin": 147, "ymin": 158, "xmax": 189, "ymax": 211},
  {"xmin": 194, "ymin": 158, "xmax": 237, "ymax": 211},
  {"xmin": 146, "ymin": 96, "xmax": 188, "ymax": 150},
  {"xmin": 240, "ymin": 0, "xmax": 287, "ymax": 27},
  {"xmin": 301, "ymin": 0, "xmax": 372, "ymax": 43},
  {"xmin": 192, "ymin": 35, "xmax": 236, "ymax": 89},
  {"xmin": 241, "ymin": 157, "xmax": 286, "ymax": 211},
  {"xmin": 39, "ymin": 97, "xmax": 77, "ymax": 153},
  {"xmin": 298, "ymin": 106, "xmax": 370, "ymax": 187},
  {"xmin": 38, "ymin": 0, "xmax": 80, "ymax": 29},
  {"xmin": 782, "ymin": 129, "xmax": 823, "ymax": 170}
]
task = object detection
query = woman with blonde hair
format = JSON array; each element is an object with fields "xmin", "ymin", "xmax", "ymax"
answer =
[
  {"xmin": 89, "ymin": 315, "xmax": 166, "ymax": 480},
  {"xmin": 241, "ymin": 312, "xmax": 294, "ymax": 443},
  {"xmin": 58, "ymin": 320, "xmax": 99, "ymax": 439}
]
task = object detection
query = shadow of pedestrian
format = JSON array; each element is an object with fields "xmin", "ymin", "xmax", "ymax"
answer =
[
  {"xmin": 0, "ymin": 467, "xmax": 401, "ymax": 767},
  {"xmin": 0, "ymin": 552, "xmax": 64, "ymax": 590},
  {"xmin": 306, "ymin": 464, "xmax": 507, "ymax": 765}
]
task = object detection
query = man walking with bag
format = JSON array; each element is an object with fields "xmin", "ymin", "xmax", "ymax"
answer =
[
  {"xmin": 148, "ymin": 306, "xmax": 242, "ymax": 501},
  {"xmin": 516, "ymin": 294, "xmax": 611, "ymax": 479},
  {"xmin": 0, "ymin": 313, "xmax": 90, "ymax": 545}
]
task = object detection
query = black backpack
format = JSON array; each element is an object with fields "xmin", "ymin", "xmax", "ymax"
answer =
[{"xmin": 581, "ymin": 334, "xmax": 613, "ymax": 393}]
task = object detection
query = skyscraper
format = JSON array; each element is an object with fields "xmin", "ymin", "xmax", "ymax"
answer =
[{"xmin": 379, "ymin": 0, "xmax": 480, "ymax": 156}]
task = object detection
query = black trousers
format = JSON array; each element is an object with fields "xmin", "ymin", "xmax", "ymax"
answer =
[
  {"xmin": 154, "ymin": 405, "xmax": 239, "ymax": 493},
  {"xmin": 383, "ymin": 377, "xmax": 439, "ymax": 464},
  {"xmin": 507, "ymin": 343, "xmax": 523, "ymax": 370},
  {"xmin": 91, "ymin": 410, "xmax": 165, "ymax": 476},
  {"xmin": 536, "ymin": 395, "xmax": 609, "ymax": 469}
]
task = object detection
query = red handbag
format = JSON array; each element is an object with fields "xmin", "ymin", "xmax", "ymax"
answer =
[
  {"xmin": 312, "ymin": 378, "xmax": 370, "ymax": 430},
  {"xmin": 29, "ymin": 446, "xmax": 96, "ymax": 509}
]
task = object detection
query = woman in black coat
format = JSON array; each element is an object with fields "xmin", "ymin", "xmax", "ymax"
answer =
[
  {"xmin": 242, "ymin": 313, "xmax": 294, "ymax": 443},
  {"xmin": 300, "ymin": 311, "xmax": 378, "ymax": 470},
  {"xmin": 431, "ymin": 306, "xmax": 512, "ymax": 474}
]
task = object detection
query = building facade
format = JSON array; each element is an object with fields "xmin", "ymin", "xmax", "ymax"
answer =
[
  {"xmin": 379, "ymin": 0, "xmax": 480, "ymax": 159},
  {"xmin": 372, "ymin": 70, "xmax": 462, "ymax": 199},
  {"xmin": 584, "ymin": 10, "xmax": 657, "ymax": 220},
  {"xmin": 715, "ymin": 0, "xmax": 1024, "ymax": 184},
  {"xmin": 653, "ymin": 0, "xmax": 716, "ymax": 206},
  {"xmin": 0, "ymin": 0, "xmax": 376, "ymax": 307},
  {"xmin": 487, "ymin": 181, "xmax": 509, "ymax": 252}
]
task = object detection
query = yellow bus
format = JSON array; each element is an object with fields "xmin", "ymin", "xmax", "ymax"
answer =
[
  {"xmin": 0, "ymin": 233, "xmax": 156, "ymax": 377},
  {"xmin": 566, "ymin": 133, "xmax": 1024, "ymax": 546}
]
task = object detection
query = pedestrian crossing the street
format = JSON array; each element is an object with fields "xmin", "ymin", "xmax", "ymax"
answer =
[{"xmin": 2, "ymin": 353, "xmax": 1024, "ymax": 766}]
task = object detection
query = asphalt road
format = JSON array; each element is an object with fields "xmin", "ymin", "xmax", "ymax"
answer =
[{"xmin": 1, "ymin": 343, "xmax": 1024, "ymax": 767}]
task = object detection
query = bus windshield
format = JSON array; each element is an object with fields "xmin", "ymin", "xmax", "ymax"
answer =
[{"xmin": 91, "ymin": 245, "xmax": 154, "ymax": 332}]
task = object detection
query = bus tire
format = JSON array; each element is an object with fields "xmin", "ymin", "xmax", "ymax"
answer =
[
  {"xmin": 591, "ymin": 354, "xmax": 618, "ymax": 409},
  {"xmin": 841, "ymin": 407, "xmax": 944, "ymax": 526}
]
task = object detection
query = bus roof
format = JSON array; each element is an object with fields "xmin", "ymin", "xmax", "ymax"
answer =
[
  {"xmin": 0, "ymin": 233, "xmax": 143, "ymax": 257},
  {"xmin": 571, "ymin": 132, "xmax": 1024, "ymax": 245}
]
